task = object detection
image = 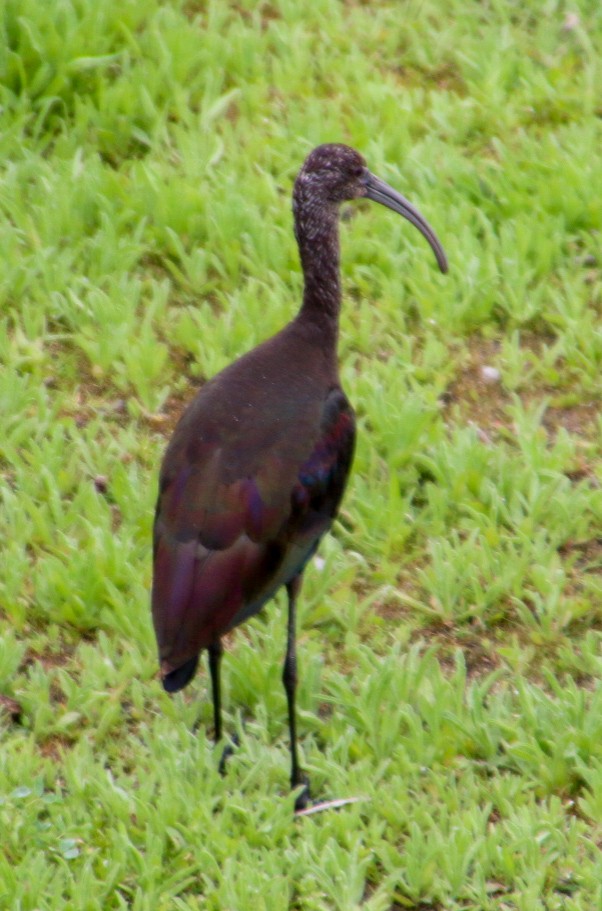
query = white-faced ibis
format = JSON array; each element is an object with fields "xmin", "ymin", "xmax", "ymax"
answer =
[{"xmin": 152, "ymin": 144, "xmax": 447, "ymax": 810}]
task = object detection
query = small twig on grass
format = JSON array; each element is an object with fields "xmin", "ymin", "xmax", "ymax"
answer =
[{"xmin": 294, "ymin": 796, "xmax": 368, "ymax": 818}]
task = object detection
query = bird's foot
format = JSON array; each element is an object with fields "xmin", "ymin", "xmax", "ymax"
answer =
[
  {"xmin": 292, "ymin": 773, "xmax": 311, "ymax": 813},
  {"xmin": 217, "ymin": 733, "xmax": 240, "ymax": 777}
]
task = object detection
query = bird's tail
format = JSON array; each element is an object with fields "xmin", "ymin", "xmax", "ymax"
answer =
[{"xmin": 162, "ymin": 655, "xmax": 199, "ymax": 693}]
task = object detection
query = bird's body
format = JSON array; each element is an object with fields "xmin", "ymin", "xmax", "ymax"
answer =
[
  {"xmin": 152, "ymin": 144, "xmax": 447, "ymax": 809},
  {"xmin": 153, "ymin": 319, "xmax": 354, "ymax": 686}
]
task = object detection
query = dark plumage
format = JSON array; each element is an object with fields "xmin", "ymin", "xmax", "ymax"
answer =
[{"xmin": 152, "ymin": 143, "xmax": 447, "ymax": 809}]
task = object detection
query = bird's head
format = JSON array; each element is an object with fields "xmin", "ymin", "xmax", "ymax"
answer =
[
  {"xmin": 296, "ymin": 144, "xmax": 368, "ymax": 204},
  {"xmin": 294, "ymin": 143, "xmax": 447, "ymax": 273}
]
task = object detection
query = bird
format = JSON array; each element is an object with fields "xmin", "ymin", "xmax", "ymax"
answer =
[{"xmin": 151, "ymin": 143, "xmax": 447, "ymax": 810}]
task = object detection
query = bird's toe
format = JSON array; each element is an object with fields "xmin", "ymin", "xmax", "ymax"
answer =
[
  {"xmin": 217, "ymin": 733, "xmax": 240, "ymax": 776},
  {"xmin": 293, "ymin": 774, "xmax": 311, "ymax": 812}
]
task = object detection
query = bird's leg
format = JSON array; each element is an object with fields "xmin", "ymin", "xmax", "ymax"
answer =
[
  {"xmin": 284, "ymin": 575, "xmax": 310, "ymax": 811},
  {"xmin": 208, "ymin": 639, "xmax": 224, "ymax": 742},
  {"xmin": 208, "ymin": 640, "xmax": 236, "ymax": 775}
]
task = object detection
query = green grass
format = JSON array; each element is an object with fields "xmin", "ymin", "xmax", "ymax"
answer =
[{"xmin": 1, "ymin": 0, "xmax": 602, "ymax": 907}]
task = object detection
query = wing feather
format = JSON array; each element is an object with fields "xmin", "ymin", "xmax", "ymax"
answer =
[{"xmin": 152, "ymin": 387, "xmax": 355, "ymax": 680}]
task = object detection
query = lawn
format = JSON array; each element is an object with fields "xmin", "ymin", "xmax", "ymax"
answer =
[{"xmin": 1, "ymin": 0, "xmax": 602, "ymax": 908}]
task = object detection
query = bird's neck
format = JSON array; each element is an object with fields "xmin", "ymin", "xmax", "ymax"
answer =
[{"xmin": 295, "ymin": 206, "xmax": 342, "ymax": 340}]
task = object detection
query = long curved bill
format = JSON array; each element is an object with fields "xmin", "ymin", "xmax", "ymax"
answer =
[{"xmin": 364, "ymin": 173, "xmax": 448, "ymax": 274}]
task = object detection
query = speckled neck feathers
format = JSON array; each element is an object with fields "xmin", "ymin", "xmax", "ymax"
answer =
[{"xmin": 292, "ymin": 170, "xmax": 342, "ymax": 333}]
